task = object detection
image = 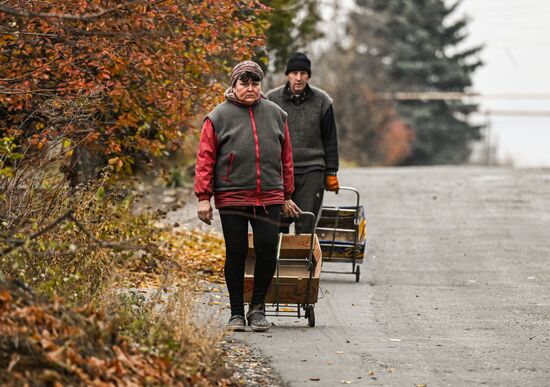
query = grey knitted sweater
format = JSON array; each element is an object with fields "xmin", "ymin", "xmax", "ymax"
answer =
[{"xmin": 267, "ymin": 83, "xmax": 339, "ymax": 174}]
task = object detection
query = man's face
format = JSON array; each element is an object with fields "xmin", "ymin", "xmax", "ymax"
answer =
[
  {"xmin": 234, "ymin": 78, "xmax": 261, "ymax": 105},
  {"xmin": 287, "ymin": 71, "xmax": 310, "ymax": 95}
]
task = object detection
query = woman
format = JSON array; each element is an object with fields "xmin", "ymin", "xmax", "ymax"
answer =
[{"xmin": 194, "ymin": 61, "xmax": 300, "ymax": 332}]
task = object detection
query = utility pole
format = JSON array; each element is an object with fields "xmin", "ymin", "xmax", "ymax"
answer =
[{"xmin": 484, "ymin": 111, "xmax": 492, "ymax": 166}]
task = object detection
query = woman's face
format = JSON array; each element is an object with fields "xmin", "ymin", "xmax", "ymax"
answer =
[{"xmin": 234, "ymin": 78, "xmax": 261, "ymax": 105}]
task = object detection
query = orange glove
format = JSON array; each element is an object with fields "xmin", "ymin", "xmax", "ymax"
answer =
[{"xmin": 325, "ymin": 174, "xmax": 339, "ymax": 193}]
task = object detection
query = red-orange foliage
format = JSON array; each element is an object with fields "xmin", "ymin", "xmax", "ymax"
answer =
[
  {"xmin": 381, "ymin": 116, "xmax": 414, "ymax": 165},
  {"xmin": 0, "ymin": 279, "xmax": 230, "ymax": 386},
  {"xmin": 0, "ymin": 0, "xmax": 268, "ymax": 172}
]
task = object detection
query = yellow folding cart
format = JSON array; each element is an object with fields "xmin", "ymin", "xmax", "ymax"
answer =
[{"xmin": 315, "ymin": 187, "xmax": 367, "ymax": 282}]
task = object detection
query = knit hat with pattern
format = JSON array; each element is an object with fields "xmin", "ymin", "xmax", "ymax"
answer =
[{"xmin": 230, "ymin": 61, "xmax": 264, "ymax": 86}]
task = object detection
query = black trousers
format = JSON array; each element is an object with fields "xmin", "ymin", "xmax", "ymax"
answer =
[
  {"xmin": 281, "ymin": 170, "xmax": 325, "ymax": 234},
  {"xmin": 219, "ymin": 205, "xmax": 282, "ymax": 317}
]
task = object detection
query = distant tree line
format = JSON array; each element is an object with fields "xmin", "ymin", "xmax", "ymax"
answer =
[{"xmin": 266, "ymin": 0, "xmax": 484, "ymax": 166}]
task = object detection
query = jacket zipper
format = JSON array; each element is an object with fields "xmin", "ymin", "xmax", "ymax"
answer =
[{"xmin": 249, "ymin": 106, "xmax": 261, "ymax": 205}]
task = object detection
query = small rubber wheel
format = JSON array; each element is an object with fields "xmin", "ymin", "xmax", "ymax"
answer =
[
  {"xmin": 355, "ymin": 265, "xmax": 361, "ymax": 282},
  {"xmin": 306, "ymin": 306, "xmax": 315, "ymax": 327}
]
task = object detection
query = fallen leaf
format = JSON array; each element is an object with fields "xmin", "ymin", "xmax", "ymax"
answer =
[
  {"xmin": 0, "ymin": 290, "xmax": 12, "ymax": 305},
  {"xmin": 40, "ymin": 338, "xmax": 56, "ymax": 351},
  {"xmin": 7, "ymin": 354, "xmax": 19, "ymax": 372}
]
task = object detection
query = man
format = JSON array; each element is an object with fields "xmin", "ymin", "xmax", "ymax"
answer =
[{"xmin": 267, "ymin": 52, "xmax": 339, "ymax": 233}]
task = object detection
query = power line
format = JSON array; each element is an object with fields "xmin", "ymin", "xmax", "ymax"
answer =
[
  {"xmin": 382, "ymin": 92, "xmax": 550, "ymax": 116},
  {"xmin": 383, "ymin": 92, "xmax": 550, "ymax": 101},
  {"xmin": 480, "ymin": 110, "xmax": 550, "ymax": 117}
]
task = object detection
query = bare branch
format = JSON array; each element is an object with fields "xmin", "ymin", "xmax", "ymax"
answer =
[
  {"xmin": 0, "ymin": 59, "xmax": 58, "ymax": 82},
  {"xmin": 67, "ymin": 214, "xmax": 143, "ymax": 251},
  {"xmin": 0, "ymin": 1, "xmax": 147, "ymax": 21},
  {"xmin": 1, "ymin": 210, "xmax": 74, "ymax": 256},
  {"xmin": 0, "ymin": 86, "xmax": 58, "ymax": 96},
  {"xmin": 0, "ymin": 30, "xmax": 59, "ymax": 38},
  {"xmin": 1, "ymin": 210, "xmax": 145, "ymax": 256}
]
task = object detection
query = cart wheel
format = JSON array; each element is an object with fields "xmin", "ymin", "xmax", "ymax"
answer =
[
  {"xmin": 306, "ymin": 306, "xmax": 315, "ymax": 327},
  {"xmin": 355, "ymin": 265, "xmax": 361, "ymax": 282}
]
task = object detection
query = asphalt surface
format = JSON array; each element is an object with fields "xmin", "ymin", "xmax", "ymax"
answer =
[{"xmin": 179, "ymin": 166, "xmax": 550, "ymax": 386}]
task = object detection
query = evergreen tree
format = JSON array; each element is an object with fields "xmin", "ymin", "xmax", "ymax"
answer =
[
  {"xmin": 353, "ymin": 0, "xmax": 483, "ymax": 164},
  {"xmin": 260, "ymin": 0, "xmax": 323, "ymax": 72},
  {"xmin": 316, "ymin": 1, "xmax": 415, "ymax": 166}
]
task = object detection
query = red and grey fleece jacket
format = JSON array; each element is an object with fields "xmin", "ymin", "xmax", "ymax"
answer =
[{"xmin": 194, "ymin": 98, "xmax": 294, "ymax": 208}]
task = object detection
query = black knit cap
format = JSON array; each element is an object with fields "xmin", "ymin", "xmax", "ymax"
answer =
[{"xmin": 285, "ymin": 52, "xmax": 311, "ymax": 77}]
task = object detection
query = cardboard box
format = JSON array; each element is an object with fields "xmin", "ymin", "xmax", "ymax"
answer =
[{"xmin": 244, "ymin": 233, "xmax": 322, "ymax": 304}]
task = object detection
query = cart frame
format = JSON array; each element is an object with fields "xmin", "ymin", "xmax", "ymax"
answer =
[
  {"xmin": 246, "ymin": 212, "xmax": 320, "ymax": 327},
  {"xmin": 316, "ymin": 186, "xmax": 366, "ymax": 282}
]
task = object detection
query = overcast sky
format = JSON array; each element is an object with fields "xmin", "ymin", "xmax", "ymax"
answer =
[{"xmin": 457, "ymin": 0, "xmax": 550, "ymax": 167}]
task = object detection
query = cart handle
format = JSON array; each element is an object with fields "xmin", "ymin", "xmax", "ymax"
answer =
[
  {"xmin": 297, "ymin": 211, "xmax": 317, "ymax": 307},
  {"xmin": 325, "ymin": 186, "xmax": 361, "ymax": 225},
  {"xmin": 296, "ymin": 211, "xmax": 317, "ymax": 267},
  {"xmin": 274, "ymin": 232, "xmax": 283, "ymax": 313},
  {"xmin": 334, "ymin": 186, "xmax": 360, "ymax": 209}
]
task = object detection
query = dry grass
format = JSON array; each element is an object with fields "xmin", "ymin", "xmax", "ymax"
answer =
[
  {"xmin": 0, "ymin": 276, "xmax": 237, "ymax": 386},
  {"xmin": 105, "ymin": 285, "xmax": 228, "ymax": 378}
]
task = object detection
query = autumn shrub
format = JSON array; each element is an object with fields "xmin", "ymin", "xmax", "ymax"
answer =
[
  {"xmin": 0, "ymin": 1, "xmax": 268, "ymax": 176},
  {"xmin": 0, "ymin": 173, "xmax": 161, "ymax": 303},
  {"xmin": 0, "ymin": 0, "xmax": 266, "ymax": 299}
]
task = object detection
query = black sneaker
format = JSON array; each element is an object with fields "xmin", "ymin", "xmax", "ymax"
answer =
[
  {"xmin": 226, "ymin": 315, "xmax": 246, "ymax": 332},
  {"xmin": 246, "ymin": 305, "xmax": 270, "ymax": 332}
]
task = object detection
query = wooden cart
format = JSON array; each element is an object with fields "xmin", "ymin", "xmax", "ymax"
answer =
[
  {"xmin": 244, "ymin": 214, "xmax": 322, "ymax": 327},
  {"xmin": 315, "ymin": 187, "xmax": 367, "ymax": 282}
]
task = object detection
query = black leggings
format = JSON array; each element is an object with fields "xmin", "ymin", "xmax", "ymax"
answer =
[{"xmin": 219, "ymin": 205, "xmax": 282, "ymax": 316}]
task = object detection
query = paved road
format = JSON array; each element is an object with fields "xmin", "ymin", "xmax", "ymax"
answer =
[{"xmin": 232, "ymin": 166, "xmax": 550, "ymax": 386}]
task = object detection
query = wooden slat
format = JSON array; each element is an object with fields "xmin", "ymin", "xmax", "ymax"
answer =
[
  {"xmin": 247, "ymin": 233, "xmax": 322, "ymax": 261},
  {"xmin": 316, "ymin": 227, "xmax": 356, "ymax": 233}
]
